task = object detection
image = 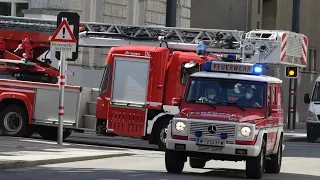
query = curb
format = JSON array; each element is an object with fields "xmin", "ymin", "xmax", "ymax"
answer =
[{"xmin": 0, "ymin": 153, "xmax": 134, "ymax": 170}]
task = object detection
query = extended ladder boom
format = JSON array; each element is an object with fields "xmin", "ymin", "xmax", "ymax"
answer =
[{"xmin": 0, "ymin": 15, "xmax": 308, "ymax": 79}]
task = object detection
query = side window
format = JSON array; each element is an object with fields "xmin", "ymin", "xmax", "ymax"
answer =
[
  {"xmin": 277, "ymin": 86, "xmax": 282, "ymax": 108},
  {"xmin": 99, "ymin": 65, "xmax": 110, "ymax": 94},
  {"xmin": 180, "ymin": 62, "xmax": 200, "ymax": 85},
  {"xmin": 312, "ymin": 82, "xmax": 320, "ymax": 101},
  {"xmin": 268, "ymin": 85, "xmax": 276, "ymax": 105},
  {"xmin": 267, "ymin": 86, "xmax": 270, "ymax": 105},
  {"xmin": 271, "ymin": 85, "xmax": 276, "ymax": 105}
]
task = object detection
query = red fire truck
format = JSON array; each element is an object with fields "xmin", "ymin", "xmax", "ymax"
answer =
[
  {"xmin": 0, "ymin": 16, "xmax": 308, "ymax": 151},
  {"xmin": 164, "ymin": 30, "xmax": 308, "ymax": 179}
]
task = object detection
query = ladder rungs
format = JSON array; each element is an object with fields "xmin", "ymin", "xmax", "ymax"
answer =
[
  {"xmin": 0, "ymin": 15, "xmax": 245, "ymax": 51},
  {"xmin": 78, "ymin": 37, "xmax": 254, "ymax": 54}
]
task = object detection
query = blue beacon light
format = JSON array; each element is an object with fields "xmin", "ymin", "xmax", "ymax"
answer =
[
  {"xmin": 225, "ymin": 53, "xmax": 237, "ymax": 62},
  {"xmin": 253, "ymin": 64, "xmax": 263, "ymax": 75},
  {"xmin": 196, "ymin": 41, "xmax": 206, "ymax": 55},
  {"xmin": 203, "ymin": 61, "xmax": 212, "ymax": 71}
]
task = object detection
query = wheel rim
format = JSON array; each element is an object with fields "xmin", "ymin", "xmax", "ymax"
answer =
[
  {"xmin": 160, "ymin": 125, "xmax": 168, "ymax": 144},
  {"xmin": 4, "ymin": 112, "xmax": 22, "ymax": 133}
]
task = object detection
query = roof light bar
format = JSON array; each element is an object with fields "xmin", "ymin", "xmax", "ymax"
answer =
[{"xmin": 204, "ymin": 61, "xmax": 263, "ymax": 75}]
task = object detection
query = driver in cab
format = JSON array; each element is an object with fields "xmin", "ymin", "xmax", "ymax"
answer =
[
  {"xmin": 236, "ymin": 85, "xmax": 261, "ymax": 108},
  {"xmin": 199, "ymin": 86, "xmax": 221, "ymax": 103}
]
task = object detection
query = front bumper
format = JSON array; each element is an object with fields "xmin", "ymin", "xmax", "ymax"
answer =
[
  {"xmin": 166, "ymin": 138, "xmax": 261, "ymax": 157},
  {"xmin": 307, "ymin": 122, "xmax": 320, "ymax": 133}
]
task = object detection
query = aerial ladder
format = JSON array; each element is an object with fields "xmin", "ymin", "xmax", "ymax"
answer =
[{"xmin": 0, "ymin": 16, "xmax": 308, "ymax": 83}]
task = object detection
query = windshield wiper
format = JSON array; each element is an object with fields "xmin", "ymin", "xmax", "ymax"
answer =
[{"xmin": 217, "ymin": 101, "xmax": 245, "ymax": 111}]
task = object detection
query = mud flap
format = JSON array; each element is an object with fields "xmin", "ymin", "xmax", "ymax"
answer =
[{"xmin": 107, "ymin": 106, "xmax": 147, "ymax": 137}]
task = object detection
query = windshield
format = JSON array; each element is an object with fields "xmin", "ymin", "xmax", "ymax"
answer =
[
  {"xmin": 99, "ymin": 64, "xmax": 110, "ymax": 95},
  {"xmin": 181, "ymin": 62, "xmax": 201, "ymax": 85},
  {"xmin": 311, "ymin": 81, "xmax": 320, "ymax": 101},
  {"xmin": 185, "ymin": 78, "xmax": 265, "ymax": 109}
]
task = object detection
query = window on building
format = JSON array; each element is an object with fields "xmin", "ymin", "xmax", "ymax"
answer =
[
  {"xmin": 305, "ymin": 48, "xmax": 318, "ymax": 72},
  {"xmin": 306, "ymin": 48, "xmax": 313, "ymax": 71},
  {"xmin": 258, "ymin": 0, "xmax": 261, "ymax": 14},
  {"xmin": 257, "ymin": 21, "xmax": 260, "ymax": 29},
  {"xmin": 16, "ymin": 3, "xmax": 28, "ymax": 17},
  {"xmin": 0, "ymin": 2, "xmax": 11, "ymax": 16}
]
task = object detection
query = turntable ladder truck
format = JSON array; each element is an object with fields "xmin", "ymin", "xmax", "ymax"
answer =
[{"xmin": 0, "ymin": 16, "xmax": 307, "ymax": 149}]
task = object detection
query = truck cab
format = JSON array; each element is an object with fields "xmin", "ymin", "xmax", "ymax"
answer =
[
  {"xmin": 304, "ymin": 76, "xmax": 320, "ymax": 142},
  {"xmin": 165, "ymin": 60, "xmax": 284, "ymax": 179},
  {"xmin": 95, "ymin": 45, "xmax": 217, "ymax": 149}
]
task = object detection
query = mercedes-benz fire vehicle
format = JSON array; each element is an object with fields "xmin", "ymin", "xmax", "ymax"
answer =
[
  {"xmin": 164, "ymin": 31, "xmax": 308, "ymax": 179},
  {"xmin": 0, "ymin": 15, "xmax": 308, "ymax": 151}
]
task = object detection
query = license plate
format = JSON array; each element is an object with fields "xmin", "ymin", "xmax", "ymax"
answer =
[{"xmin": 196, "ymin": 138, "xmax": 225, "ymax": 147}]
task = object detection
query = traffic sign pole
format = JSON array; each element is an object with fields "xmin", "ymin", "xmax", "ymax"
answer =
[
  {"xmin": 50, "ymin": 16, "xmax": 78, "ymax": 145},
  {"xmin": 58, "ymin": 50, "xmax": 66, "ymax": 145}
]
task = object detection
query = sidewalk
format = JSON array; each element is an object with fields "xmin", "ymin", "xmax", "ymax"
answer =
[{"xmin": 0, "ymin": 136, "xmax": 135, "ymax": 170}]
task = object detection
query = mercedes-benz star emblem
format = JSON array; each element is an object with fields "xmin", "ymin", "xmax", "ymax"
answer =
[{"xmin": 208, "ymin": 125, "xmax": 217, "ymax": 134}]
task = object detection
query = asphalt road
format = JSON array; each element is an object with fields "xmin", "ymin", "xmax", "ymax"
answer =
[{"xmin": 1, "ymin": 141, "xmax": 320, "ymax": 180}]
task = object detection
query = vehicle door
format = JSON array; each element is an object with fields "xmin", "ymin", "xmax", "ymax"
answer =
[{"xmin": 107, "ymin": 50, "xmax": 169, "ymax": 136}]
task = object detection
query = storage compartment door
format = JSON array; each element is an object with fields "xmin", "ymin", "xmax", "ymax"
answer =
[{"xmin": 108, "ymin": 57, "xmax": 149, "ymax": 136}]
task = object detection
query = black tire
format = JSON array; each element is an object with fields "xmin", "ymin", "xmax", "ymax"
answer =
[
  {"xmin": 154, "ymin": 117, "xmax": 171, "ymax": 150},
  {"xmin": 246, "ymin": 139, "xmax": 266, "ymax": 179},
  {"xmin": 265, "ymin": 137, "xmax": 283, "ymax": 173},
  {"xmin": 307, "ymin": 130, "xmax": 317, "ymax": 143},
  {"xmin": 189, "ymin": 157, "xmax": 206, "ymax": 168},
  {"xmin": 37, "ymin": 126, "xmax": 72, "ymax": 141},
  {"xmin": 0, "ymin": 104, "xmax": 34, "ymax": 137},
  {"xmin": 165, "ymin": 150, "xmax": 185, "ymax": 173}
]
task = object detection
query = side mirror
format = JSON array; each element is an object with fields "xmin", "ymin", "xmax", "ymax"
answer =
[
  {"xmin": 172, "ymin": 97, "xmax": 182, "ymax": 106},
  {"xmin": 304, "ymin": 93, "xmax": 311, "ymax": 104}
]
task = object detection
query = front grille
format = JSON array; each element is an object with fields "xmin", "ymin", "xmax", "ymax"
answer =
[{"xmin": 189, "ymin": 121, "xmax": 237, "ymax": 144}]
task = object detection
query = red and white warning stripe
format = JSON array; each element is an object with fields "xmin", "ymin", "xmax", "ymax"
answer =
[
  {"xmin": 59, "ymin": 106, "xmax": 64, "ymax": 116},
  {"xmin": 301, "ymin": 36, "xmax": 308, "ymax": 65},
  {"xmin": 59, "ymin": 75, "xmax": 65, "ymax": 86},
  {"xmin": 280, "ymin": 33, "xmax": 287, "ymax": 61}
]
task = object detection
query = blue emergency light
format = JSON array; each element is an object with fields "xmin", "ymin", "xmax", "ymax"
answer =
[
  {"xmin": 253, "ymin": 64, "xmax": 263, "ymax": 75},
  {"xmin": 203, "ymin": 61, "xmax": 212, "ymax": 71},
  {"xmin": 203, "ymin": 61, "xmax": 263, "ymax": 75},
  {"xmin": 224, "ymin": 53, "xmax": 237, "ymax": 62},
  {"xmin": 196, "ymin": 41, "xmax": 206, "ymax": 55}
]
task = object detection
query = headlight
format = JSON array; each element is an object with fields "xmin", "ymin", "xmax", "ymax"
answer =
[
  {"xmin": 175, "ymin": 121, "xmax": 186, "ymax": 132},
  {"xmin": 307, "ymin": 111, "xmax": 318, "ymax": 121},
  {"xmin": 240, "ymin": 126, "xmax": 251, "ymax": 137}
]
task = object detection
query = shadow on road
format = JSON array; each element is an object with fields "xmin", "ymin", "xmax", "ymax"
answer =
[
  {"xmin": 31, "ymin": 133, "xmax": 161, "ymax": 152},
  {"xmin": 1, "ymin": 167, "xmax": 319, "ymax": 180}
]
